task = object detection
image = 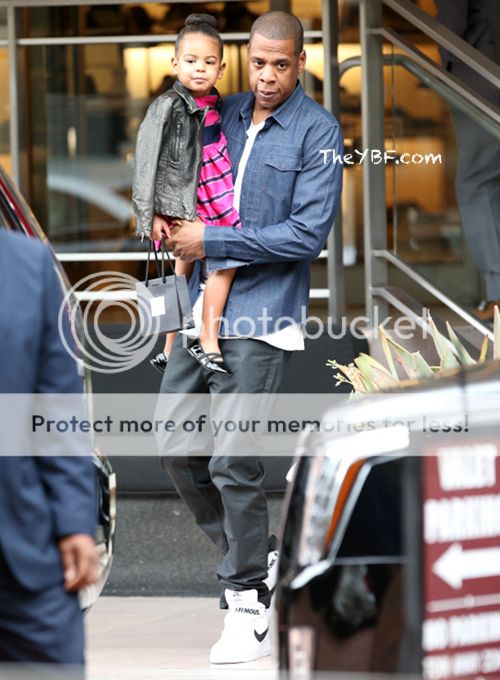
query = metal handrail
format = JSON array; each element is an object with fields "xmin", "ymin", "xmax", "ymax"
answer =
[
  {"xmin": 376, "ymin": 28, "xmax": 500, "ymax": 138},
  {"xmin": 382, "ymin": 0, "xmax": 500, "ymax": 89},
  {"xmin": 360, "ymin": 0, "xmax": 500, "ymax": 333},
  {"xmin": 14, "ymin": 30, "xmax": 323, "ymax": 46},
  {"xmin": 340, "ymin": 52, "xmax": 500, "ymax": 140},
  {"xmin": 373, "ymin": 251, "xmax": 494, "ymax": 340}
]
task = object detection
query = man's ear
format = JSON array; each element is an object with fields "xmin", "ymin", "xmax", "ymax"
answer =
[
  {"xmin": 172, "ymin": 56, "xmax": 179, "ymax": 74},
  {"xmin": 218, "ymin": 62, "xmax": 227, "ymax": 80},
  {"xmin": 298, "ymin": 49, "xmax": 306, "ymax": 74}
]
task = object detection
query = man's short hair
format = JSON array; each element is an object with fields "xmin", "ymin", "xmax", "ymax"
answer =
[{"xmin": 249, "ymin": 11, "xmax": 304, "ymax": 57}]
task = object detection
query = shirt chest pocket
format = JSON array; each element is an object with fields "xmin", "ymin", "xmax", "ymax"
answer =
[{"xmin": 262, "ymin": 152, "xmax": 303, "ymax": 198}]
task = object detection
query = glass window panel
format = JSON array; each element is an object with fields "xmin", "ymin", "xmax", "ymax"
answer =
[
  {"xmin": 292, "ymin": 0, "xmax": 321, "ymax": 29},
  {"xmin": 21, "ymin": 3, "xmax": 271, "ymax": 38},
  {"xmin": 418, "ymin": 0, "xmax": 436, "ymax": 16},
  {"xmin": 24, "ymin": 42, "xmax": 133, "ymax": 252},
  {"xmin": 339, "ymin": 1, "xmax": 359, "ymax": 43},
  {"xmin": 387, "ymin": 60, "xmax": 482, "ymax": 306},
  {"xmin": 302, "ymin": 40, "xmax": 324, "ymax": 105}
]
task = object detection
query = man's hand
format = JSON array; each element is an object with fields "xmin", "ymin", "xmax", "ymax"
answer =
[
  {"xmin": 151, "ymin": 214, "xmax": 171, "ymax": 241},
  {"xmin": 59, "ymin": 534, "xmax": 98, "ymax": 591},
  {"xmin": 167, "ymin": 217, "xmax": 206, "ymax": 261}
]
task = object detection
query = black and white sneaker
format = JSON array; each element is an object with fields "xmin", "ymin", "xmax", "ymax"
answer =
[
  {"xmin": 149, "ymin": 352, "xmax": 168, "ymax": 375},
  {"xmin": 209, "ymin": 589, "xmax": 271, "ymax": 664},
  {"xmin": 264, "ymin": 546, "xmax": 279, "ymax": 601}
]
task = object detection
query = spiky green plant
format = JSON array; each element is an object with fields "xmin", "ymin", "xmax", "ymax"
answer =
[{"xmin": 328, "ymin": 306, "xmax": 500, "ymax": 395}]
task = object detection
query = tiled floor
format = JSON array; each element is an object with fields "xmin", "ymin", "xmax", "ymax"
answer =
[{"xmin": 86, "ymin": 597, "xmax": 277, "ymax": 680}]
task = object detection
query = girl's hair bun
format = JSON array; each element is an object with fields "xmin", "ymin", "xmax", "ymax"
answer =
[
  {"xmin": 185, "ymin": 13, "xmax": 217, "ymax": 29},
  {"xmin": 177, "ymin": 13, "xmax": 222, "ymax": 57}
]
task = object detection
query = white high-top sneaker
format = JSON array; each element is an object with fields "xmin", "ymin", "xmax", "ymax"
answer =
[
  {"xmin": 264, "ymin": 548, "xmax": 279, "ymax": 599},
  {"xmin": 209, "ymin": 589, "xmax": 271, "ymax": 664}
]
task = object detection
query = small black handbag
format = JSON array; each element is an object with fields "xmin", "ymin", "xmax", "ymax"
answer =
[{"xmin": 135, "ymin": 238, "xmax": 194, "ymax": 337}]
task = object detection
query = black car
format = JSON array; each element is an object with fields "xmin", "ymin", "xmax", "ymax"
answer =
[
  {"xmin": 277, "ymin": 359, "xmax": 500, "ymax": 677},
  {"xmin": 0, "ymin": 165, "xmax": 116, "ymax": 610}
]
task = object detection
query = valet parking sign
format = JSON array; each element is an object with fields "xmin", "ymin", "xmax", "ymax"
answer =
[{"xmin": 422, "ymin": 441, "xmax": 500, "ymax": 679}]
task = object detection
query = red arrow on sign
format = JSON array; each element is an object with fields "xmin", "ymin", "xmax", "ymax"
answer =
[{"xmin": 432, "ymin": 543, "xmax": 500, "ymax": 589}]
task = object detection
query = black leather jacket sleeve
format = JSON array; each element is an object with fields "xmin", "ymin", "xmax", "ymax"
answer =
[{"xmin": 133, "ymin": 93, "xmax": 174, "ymax": 239}]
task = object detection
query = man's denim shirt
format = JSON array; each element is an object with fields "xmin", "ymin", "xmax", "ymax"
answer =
[{"xmin": 192, "ymin": 82, "xmax": 343, "ymax": 338}]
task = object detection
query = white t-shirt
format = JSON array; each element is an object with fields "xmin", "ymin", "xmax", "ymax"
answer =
[{"xmin": 185, "ymin": 120, "xmax": 305, "ymax": 351}]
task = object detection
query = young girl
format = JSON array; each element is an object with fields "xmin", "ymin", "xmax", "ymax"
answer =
[{"xmin": 133, "ymin": 14, "xmax": 241, "ymax": 376}]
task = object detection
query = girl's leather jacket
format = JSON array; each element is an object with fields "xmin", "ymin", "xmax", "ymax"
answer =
[{"xmin": 133, "ymin": 79, "xmax": 216, "ymax": 239}]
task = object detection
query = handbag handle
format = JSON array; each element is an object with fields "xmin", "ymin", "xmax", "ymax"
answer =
[
  {"xmin": 144, "ymin": 237, "xmax": 175, "ymax": 286},
  {"xmin": 160, "ymin": 237, "xmax": 176, "ymax": 279}
]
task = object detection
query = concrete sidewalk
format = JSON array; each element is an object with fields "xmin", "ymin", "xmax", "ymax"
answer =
[{"xmin": 86, "ymin": 597, "xmax": 277, "ymax": 680}]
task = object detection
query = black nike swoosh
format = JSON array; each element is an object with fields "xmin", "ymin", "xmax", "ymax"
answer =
[{"xmin": 254, "ymin": 628, "xmax": 269, "ymax": 643}]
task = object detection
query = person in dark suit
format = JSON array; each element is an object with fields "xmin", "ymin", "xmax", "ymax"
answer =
[
  {"xmin": 0, "ymin": 229, "xmax": 98, "ymax": 671},
  {"xmin": 435, "ymin": 0, "xmax": 500, "ymax": 320}
]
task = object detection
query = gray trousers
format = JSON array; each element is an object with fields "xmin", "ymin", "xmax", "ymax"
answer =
[
  {"xmin": 156, "ymin": 335, "xmax": 287, "ymax": 607},
  {"xmin": 449, "ymin": 52, "xmax": 500, "ymax": 300},
  {"xmin": 452, "ymin": 109, "xmax": 500, "ymax": 299}
]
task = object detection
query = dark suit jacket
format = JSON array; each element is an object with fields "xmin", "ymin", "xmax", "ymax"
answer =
[
  {"xmin": 435, "ymin": 0, "xmax": 500, "ymax": 103},
  {"xmin": 0, "ymin": 230, "xmax": 97, "ymax": 592}
]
